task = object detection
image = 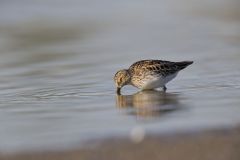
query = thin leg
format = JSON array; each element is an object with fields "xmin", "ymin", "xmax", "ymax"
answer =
[{"xmin": 163, "ymin": 86, "xmax": 167, "ymax": 92}]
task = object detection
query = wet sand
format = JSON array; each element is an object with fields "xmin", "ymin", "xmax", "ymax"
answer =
[{"xmin": 1, "ymin": 127, "xmax": 240, "ymax": 160}]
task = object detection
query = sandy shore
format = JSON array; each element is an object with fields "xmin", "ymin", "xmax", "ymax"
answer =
[{"xmin": 1, "ymin": 127, "xmax": 240, "ymax": 160}]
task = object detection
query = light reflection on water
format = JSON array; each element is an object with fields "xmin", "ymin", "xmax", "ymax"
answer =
[
  {"xmin": 116, "ymin": 90, "xmax": 181, "ymax": 117},
  {"xmin": 0, "ymin": 0, "xmax": 240, "ymax": 153}
]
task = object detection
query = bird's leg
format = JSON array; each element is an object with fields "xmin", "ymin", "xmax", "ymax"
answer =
[
  {"xmin": 163, "ymin": 86, "xmax": 167, "ymax": 92},
  {"xmin": 116, "ymin": 87, "xmax": 121, "ymax": 95}
]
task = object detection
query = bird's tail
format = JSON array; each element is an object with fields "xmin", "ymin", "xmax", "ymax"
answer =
[{"xmin": 175, "ymin": 61, "xmax": 193, "ymax": 70}]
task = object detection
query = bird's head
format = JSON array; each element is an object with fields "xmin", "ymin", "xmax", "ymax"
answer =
[{"xmin": 114, "ymin": 69, "xmax": 131, "ymax": 94}]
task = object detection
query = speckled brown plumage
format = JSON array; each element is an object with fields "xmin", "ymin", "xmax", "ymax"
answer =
[
  {"xmin": 114, "ymin": 60, "xmax": 193, "ymax": 94},
  {"xmin": 129, "ymin": 60, "xmax": 193, "ymax": 77}
]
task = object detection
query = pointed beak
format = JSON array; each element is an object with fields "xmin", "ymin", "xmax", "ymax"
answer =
[{"xmin": 116, "ymin": 87, "xmax": 121, "ymax": 95}]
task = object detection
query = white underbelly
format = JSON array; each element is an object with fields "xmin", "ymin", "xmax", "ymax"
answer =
[{"xmin": 141, "ymin": 73, "xmax": 178, "ymax": 90}]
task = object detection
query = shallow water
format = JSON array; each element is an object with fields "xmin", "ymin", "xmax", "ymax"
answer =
[{"xmin": 0, "ymin": 0, "xmax": 240, "ymax": 152}]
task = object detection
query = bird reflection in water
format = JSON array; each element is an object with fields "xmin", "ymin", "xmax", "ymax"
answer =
[{"xmin": 116, "ymin": 90, "xmax": 180, "ymax": 117}]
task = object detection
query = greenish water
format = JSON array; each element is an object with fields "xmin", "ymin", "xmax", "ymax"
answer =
[{"xmin": 0, "ymin": 0, "xmax": 240, "ymax": 152}]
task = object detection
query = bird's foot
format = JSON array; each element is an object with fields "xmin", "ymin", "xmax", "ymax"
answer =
[{"xmin": 163, "ymin": 86, "xmax": 167, "ymax": 92}]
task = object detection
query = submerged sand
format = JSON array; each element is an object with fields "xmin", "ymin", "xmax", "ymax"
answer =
[{"xmin": 1, "ymin": 127, "xmax": 240, "ymax": 160}]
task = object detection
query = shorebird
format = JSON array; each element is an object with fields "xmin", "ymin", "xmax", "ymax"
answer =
[{"xmin": 114, "ymin": 60, "xmax": 193, "ymax": 94}]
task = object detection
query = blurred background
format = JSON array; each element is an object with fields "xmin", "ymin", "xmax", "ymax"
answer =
[{"xmin": 0, "ymin": 0, "xmax": 240, "ymax": 157}]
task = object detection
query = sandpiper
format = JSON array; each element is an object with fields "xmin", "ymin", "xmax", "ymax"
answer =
[{"xmin": 114, "ymin": 60, "xmax": 193, "ymax": 94}]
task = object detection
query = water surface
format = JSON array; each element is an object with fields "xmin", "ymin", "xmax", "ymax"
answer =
[{"xmin": 0, "ymin": 0, "xmax": 240, "ymax": 152}]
